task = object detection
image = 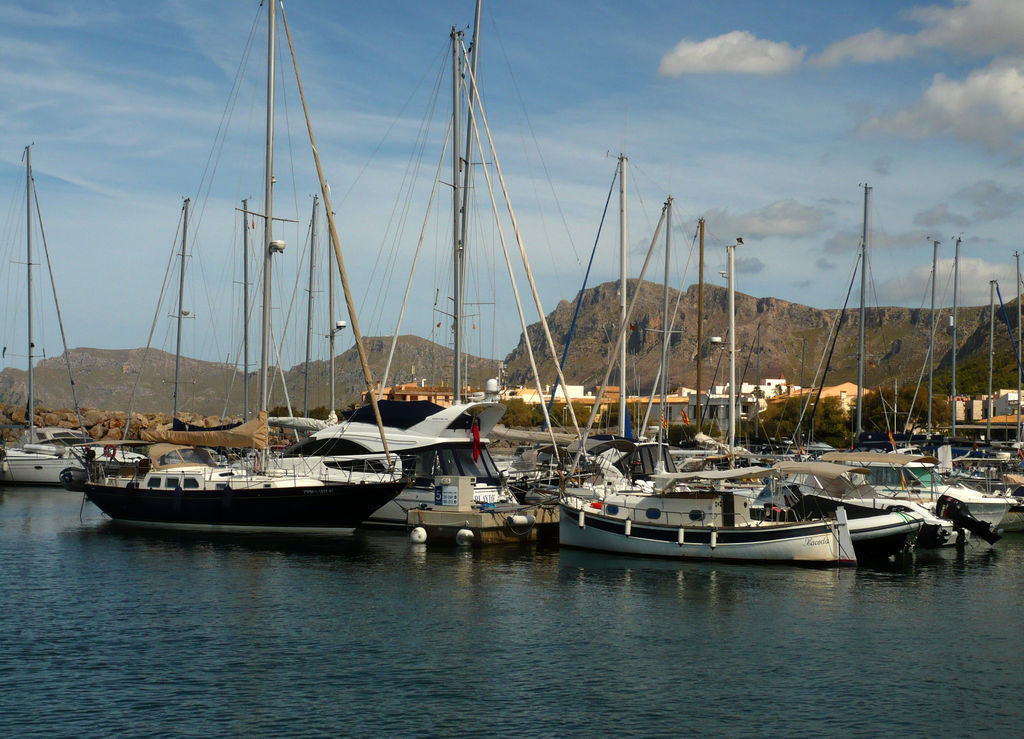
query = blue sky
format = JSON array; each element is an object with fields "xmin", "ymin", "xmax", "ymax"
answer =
[{"xmin": 2, "ymin": 0, "xmax": 1023, "ymax": 380}]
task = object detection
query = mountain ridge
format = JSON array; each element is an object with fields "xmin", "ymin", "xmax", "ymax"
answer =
[{"xmin": 0, "ymin": 280, "xmax": 1011, "ymax": 415}]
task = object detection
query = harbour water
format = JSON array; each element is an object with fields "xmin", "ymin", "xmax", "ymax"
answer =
[{"xmin": 2, "ymin": 485, "xmax": 1023, "ymax": 737}]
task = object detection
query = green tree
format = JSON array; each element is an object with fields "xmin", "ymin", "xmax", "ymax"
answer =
[
  {"xmin": 860, "ymin": 385, "xmax": 950, "ymax": 433},
  {"xmin": 500, "ymin": 398, "xmax": 543, "ymax": 427},
  {"xmin": 758, "ymin": 394, "xmax": 850, "ymax": 447}
]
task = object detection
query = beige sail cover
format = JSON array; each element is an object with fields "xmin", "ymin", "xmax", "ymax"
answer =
[{"xmin": 141, "ymin": 411, "xmax": 269, "ymax": 449}]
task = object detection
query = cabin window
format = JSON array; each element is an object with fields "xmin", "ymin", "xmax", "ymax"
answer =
[
  {"xmin": 282, "ymin": 436, "xmax": 374, "ymax": 458},
  {"xmin": 451, "ymin": 447, "xmax": 500, "ymax": 480},
  {"xmin": 324, "ymin": 459, "xmax": 390, "ymax": 474},
  {"xmin": 400, "ymin": 444, "xmax": 501, "ymax": 485},
  {"xmin": 436, "ymin": 448, "xmax": 458, "ymax": 475},
  {"xmin": 183, "ymin": 478, "xmax": 200, "ymax": 489},
  {"xmin": 146, "ymin": 477, "xmax": 161, "ymax": 489},
  {"xmin": 164, "ymin": 477, "xmax": 180, "ymax": 489}
]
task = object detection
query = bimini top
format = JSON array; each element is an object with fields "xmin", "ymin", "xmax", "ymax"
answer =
[
  {"xmin": 345, "ymin": 400, "xmax": 446, "ymax": 430},
  {"xmin": 148, "ymin": 444, "xmax": 219, "ymax": 470}
]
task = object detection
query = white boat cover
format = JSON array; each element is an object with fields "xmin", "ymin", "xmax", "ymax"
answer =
[{"xmin": 820, "ymin": 451, "xmax": 939, "ymax": 466}]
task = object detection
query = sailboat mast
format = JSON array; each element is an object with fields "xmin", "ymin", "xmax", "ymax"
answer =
[
  {"xmin": 928, "ymin": 238, "xmax": 938, "ymax": 435},
  {"xmin": 618, "ymin": 153, "xmax": 628, "ymax": 437},
  {"xmin": 173, "ymin": 198, "xmax": 189, "ymax": 419},
  {"xmin": 451, "ymin": 27, "xmax": 463, "ymax": 404},
  {"xmin": 952, "ymin": 236, "xmax": 961, "ymax": 439},
  {"xmin": 1017, "ymin": 250, "xmax": 1021, "ymax": 444},
  {"xmin": 855, "ymin": 183, "xmax": 870, "ymax": 441},
  {"xmin": 727, "ymin": 240, "xmax": 736, "ymax": 468},
  {"xmin": 988, "ymin": 279, "xmax": 995, "ymax": 441},
  {"xmin": 456, "ymin": 0, "xmax": 482, "ymax": 403},
  {"xmin": 303, "ymin": 195, "xmax": 318, "ymax": 417},
  {"xmin": 259, "ymin": 0, "xmax": 277, "ymax": 415},
  {"xmin": 695, "ymin": 218, "xmax": 704, "ymax": 431},
  {"xmin": 660, "ymin": 197, "xmax": 672, "ymax": 447},
  {"xmin": 242, "ymin": 198, "xmax": 250, "ymax": 419},
  {"xmin": 755, "ymin": 324, "xmax": 760, "ymax": 440},
  {"xmin": 328, "ymin": 217, "xmax": 336, "ymax": 418},
  {"xmin": 24, "ymin": 145, "xmax": 34, "ymax": 436}
]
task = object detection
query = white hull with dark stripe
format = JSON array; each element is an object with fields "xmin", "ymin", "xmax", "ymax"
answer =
[{"xmin": 560, "ymin": 498, "xmax": 855, "ymax": 565}]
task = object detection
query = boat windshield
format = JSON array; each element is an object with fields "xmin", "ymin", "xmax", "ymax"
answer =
[
  {"xmin": 24, "ymin": 429, "xmax": 91, "ymax": 448},
  {"xmin": 399, "ymin": 443, "xmax": 501, "ymax": 486},
  {"xmin": 860, "ymin": 466, "xmax": 926, "ymax": 490},
  {"xmin": 619, "ymin": 444, "xmax": 678, "ymax": 477},
  {"xmin": 156, "ymin": 447, "xmax": 217, "ymax": 468},
  {"xmin": 905, "ymin": 467, "xmax": 937, "ymax": 486},
  {"xmin": 47, "ymin": 430, "xmax": 92, "ymax": 446}
]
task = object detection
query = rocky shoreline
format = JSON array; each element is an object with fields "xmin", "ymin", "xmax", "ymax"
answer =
[{"xmin": 0, "ymin": 404, "xmax": 243, "ymax": 444}]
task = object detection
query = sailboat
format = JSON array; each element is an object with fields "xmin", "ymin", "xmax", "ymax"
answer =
[
  {"xmin": 560, "ymin": 224, "xmax": 857, "ymax": 564},
  {"xmin": 64, "ymin": 0, "xmax": 405, "ymax": 532},
  {"xmin": 274, "ymin": 2, "xmax": 566, "ymax": 541},
  {"xmin": 0, "ymin": 146, "xmax": 144, "ymax": 486}
]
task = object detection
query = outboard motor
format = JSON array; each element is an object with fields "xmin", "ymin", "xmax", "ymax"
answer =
[
  {"xmin": 59, "ymin": 466, "xmax": 87, "ymax": 492},
  {"xmin": 935, "ymin": 494, "xmax": 1002, "ymax": 545}
]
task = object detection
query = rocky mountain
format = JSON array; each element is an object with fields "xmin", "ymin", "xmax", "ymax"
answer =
[
  {"xmin": 502, "ymin": 279, "xmax": 999, "ymax": 396},
  {"xmin": 0, "ymin": 336, "xmax": 500, "ymax": 417},
  {"xmin": 0, "ymin": 281, "xmax": 1011, "ymax": 416}
]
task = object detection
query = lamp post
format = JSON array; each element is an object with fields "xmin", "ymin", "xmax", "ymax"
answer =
[
  {"xmin": 703, "ymin": 335, "xmax": 724, "ymax": 428},
  {"xmin": 326, "ymin": 319, "xmax": 346, "ymax": 423},
  {"xmin": 726, "ymin": 238, "xmax": 743, "ymax": 468}
]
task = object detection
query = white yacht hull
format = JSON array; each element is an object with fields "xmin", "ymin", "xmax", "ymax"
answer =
[
  {"xmin": 0, "ymin": 450, "xmax": 80, "ymax": 486},
  {"xmin": 559, "ymin": 501, "xmax": 855, "ymax": 565}
]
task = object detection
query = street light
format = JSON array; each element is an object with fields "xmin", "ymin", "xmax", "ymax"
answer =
[
  {"xmin": 726, "ymin": 239, "xmax": 744, "ymax": 468},
  {"xmin": 699, "ymin": 336, "xmax": 724, "ymax": 427},
  {"xmin": 326, "ymin": 319, "xmax": 347, "ymax": 423}
]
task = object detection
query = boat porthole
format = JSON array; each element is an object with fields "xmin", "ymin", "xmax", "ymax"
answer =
[
  {"xmin": 646, "ymin": 508, "xmax": 661, "ymax": 520},
  {"xmin": 606, "ymin": 504, "xmax": 619, "ymax": 515},
  {"xmin": 689, "ymin": 509, "xmax": 704, "ymax": 522}
]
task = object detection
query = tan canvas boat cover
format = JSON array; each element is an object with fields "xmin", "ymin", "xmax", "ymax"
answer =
[{"xmin": 141, "ymin": 411, "xmax": 269, "ymax": 449}]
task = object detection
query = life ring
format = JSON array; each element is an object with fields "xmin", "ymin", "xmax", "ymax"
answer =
[{"xmin": 102, "ymin": 444, "xmax": 116, "ymax": 459}]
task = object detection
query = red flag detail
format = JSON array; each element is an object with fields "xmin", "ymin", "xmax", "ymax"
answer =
[{"xmin": 472, "ymin": 419, "xmax": 481, "ymax": 462}]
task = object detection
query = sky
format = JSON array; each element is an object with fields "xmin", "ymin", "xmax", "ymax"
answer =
[{"xmin": 2, "ymin": 0, "xmax": 1024, "ymax": 380}]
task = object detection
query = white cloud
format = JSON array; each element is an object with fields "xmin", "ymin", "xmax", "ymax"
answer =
[
  {"xmin": 954, "ymin": 180, "xmax": 1024, "ymax": 220},
  {"xmin": 913, "ymin": 204, "xmax": 971, "ymax": 228},
  {"xmin": 872, "ymin": 156, "xmax": 893, "ymax": 176},
  {"xmin": 815, "ymin": 29, "xmax": 916, "ymax": 68},
  {"xmin": 910, "ymin": 0, "xmax": 1024, "ymax": 56},
  {"xmin": 822, "ymin": 227, "xmax": 931, "ymax": 255},
  {"xmin": 735, "ymin": 256, "xmax": 765, "ymax": 275},
  {"xmin": 658, "ymin": 31, "xmax": 804, "ymax": 77},
  {"xmin": 858, "ymin": 58, "xmax": 1024, "ymax": 152},
  {"xmin": 874, "ymin": 256, "xmax": 1017, "ymax": 305},
  {"xmin": 816, "ymin": 0, "xmax": 1024, "ymax": 66},
  {"xmin": 703, "ymin": 200, "xmax": 827, "ymax": 240}
]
